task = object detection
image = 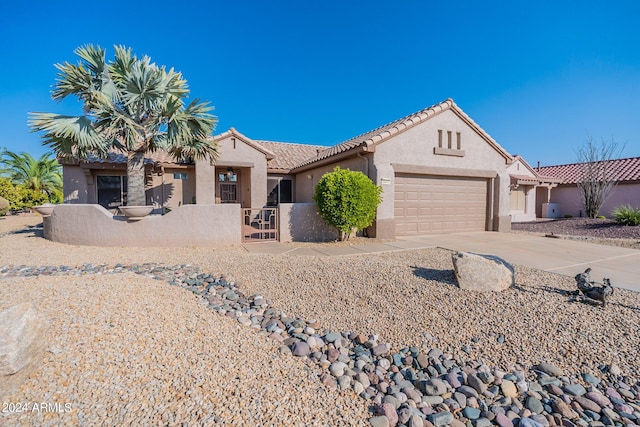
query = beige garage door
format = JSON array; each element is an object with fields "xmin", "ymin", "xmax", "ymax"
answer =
[{"xmin": 395, "ymin": 174, "xmax": 488, "ymax": 235}]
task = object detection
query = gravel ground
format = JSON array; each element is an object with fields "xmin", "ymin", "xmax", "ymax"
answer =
[
  {"xmin": 512, "ymin": 218, "xmax": 640, "ymax": 249},
  {"xmin": 1, "ymin": 215, "xmax": 640, "ymax": 425},
  {"xmin": 0, "ymin": 274, "xmax": 370, "ymax": 426}
]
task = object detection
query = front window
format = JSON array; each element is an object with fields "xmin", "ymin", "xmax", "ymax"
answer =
[
  {"xmin": 267, "ymin": 178, "xmax": 293, "ymax": 206},
  {"xmin": 219, "ymin": 172, "xmax": 237, "ymax": 182},
  {"xmin": 97, "ymin": 175, "xmax": 127, "ymax": 209}
]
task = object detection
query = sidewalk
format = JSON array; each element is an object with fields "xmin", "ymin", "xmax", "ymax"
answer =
[{"xmin": 242, "ymin": 232, "xmax": 640, "ymax": 292}]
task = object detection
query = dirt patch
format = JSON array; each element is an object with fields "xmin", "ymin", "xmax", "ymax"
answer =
[{"xmin": 512, "ymin": 218, "xmax": 640, "ymax": 249}]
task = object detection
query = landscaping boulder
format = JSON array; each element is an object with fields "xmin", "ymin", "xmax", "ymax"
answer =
[
  {"xmin": 0, "ymin": 303, "xmax": 47, "ymax": 398},
  {"xmin": 452, "ymin": 252, "xmax": 514, "ymax": 292}
]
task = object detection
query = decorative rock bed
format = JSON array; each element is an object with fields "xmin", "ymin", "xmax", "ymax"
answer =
[{"xmin": 1, "ymin": 263, "xmax": 639, "ymax": 427}]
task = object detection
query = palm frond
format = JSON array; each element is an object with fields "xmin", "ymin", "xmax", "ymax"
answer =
[{"xmin": 28, "ymin": 113, "xmax": 109, "ymax": 159}]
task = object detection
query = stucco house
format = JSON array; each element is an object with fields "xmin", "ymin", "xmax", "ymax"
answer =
[
  {"xmin": 61, "ymin": 98, "xmax": 527, "ymax": 240},
  {"xmin": 506, "ymin": 156, "xmax": 563, "ymax": 222},
  {"xmin": 538, "ymin": 157, "xmax": 640, "ymax": 218}
]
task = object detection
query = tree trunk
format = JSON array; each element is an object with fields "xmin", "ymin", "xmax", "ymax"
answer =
[{"xmin": 127, "ymin": 151, "xmax": 146, "ymax": 206}]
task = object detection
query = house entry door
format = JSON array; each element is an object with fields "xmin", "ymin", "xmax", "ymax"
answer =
[{"xmin": 219, "ymin": 183, "xmax": 237, "ymax": 203}]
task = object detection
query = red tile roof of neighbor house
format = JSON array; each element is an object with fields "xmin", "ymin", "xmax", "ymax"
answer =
[
  {"xmin": 510, "ymin": 155, "xmax": 563, "ymax": 184},
  {"xmin": 538, "ymin": 157, "xmax": 640, "ymax": 185}
]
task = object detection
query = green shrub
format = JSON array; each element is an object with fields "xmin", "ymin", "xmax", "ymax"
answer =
[
  {"xmin": 17, "ymin": 186, "xmax": 49, "ymax": 208},
  {"xmin": 313, "ymin": 167, "xmax": 382, "ymax": 241},
  {"xmin": 596, "ymin": 215, "xmax": 606, "ymax": 219},
  {"xmin": 563, "ymin": 214, "xmax": 574, "ymax": 218},
  {"xmin": 612, "ymin": 205, "xmax": 640, "ymax": 226},
  {"xmin": 0, "ymin": 196, "xmax": 9, "ymax": 216},
  {"xmin": 0, "ymin": 177, "xmax": 22, "ymax": 210}
]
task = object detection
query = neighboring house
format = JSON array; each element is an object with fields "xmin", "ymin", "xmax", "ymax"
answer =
[
  {"xmin": 506, "ymin": 156, "xmax": 562, "ymax": 222},
  {"xmin": 61, "ymin": 98, "xmax": 518, "ymax": 239},
  {"xmin": 539, "ymin": 157, "xmax": 640, "ymax": 218}
]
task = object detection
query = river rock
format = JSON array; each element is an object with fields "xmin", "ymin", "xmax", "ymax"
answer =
[
  {"xmin": 501, "ymin": 380, "xmax": 518, "ymax": 398},
  {"xmin": 495, "ymin": 412, "xmax": 513, "ymax": 427},
  {"xmin": 526, "ymin": 395, "xmax": 545, "ymax": 414},
  {"xmin": 291, "ymin": 341, "xmax": 310, "ymax": 357},
  {"xmin": 451, "ymin": 252, "xmax": 514, "ymax": 291},
  {"xmin": 428, "ymin": 411, "xmax": 453, "ymax": 427},
  {"xmin": 420, "ymin": 378, "xmax": 448, "ymax": 396},
  {"xmin": 552, "ymin": 398, "xmax": 578, "ymax": 419},
  {"xmin": 330, "ymin": 361, "xmax": 348, "ymax": 377},
  {"xmin": 369, "ymin": 416, "xmax": 390, "ymax": 427},
  {"xmin": 563, "ymin": 383, "xmax": 587, "ymax": 396},
  {"xmin": 584, "ymin": 391, "xmax": 611, "ymax": 407},
  {"xmin": 380, "ymin": 402, "xmax": 398, "ymax": 427},
  {"xmin": 463, "ymin": 407, "xmax": 481, "ymax": 420},
  {"xmin": 535, "ymin": 363, "xmax": 563, "ymax": 377},
  {"xmin": 467, "ymin": 373, "xmax": 488, "ymax": 394}
]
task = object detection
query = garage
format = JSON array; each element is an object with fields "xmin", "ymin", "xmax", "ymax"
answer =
[{"xmin": 394, "ymin": 174, "xmax": 488, "ymax": 235}]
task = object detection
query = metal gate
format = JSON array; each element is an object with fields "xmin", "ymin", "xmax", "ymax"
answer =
[{"xmin": 242, "ymin": 208, "xmax": 278, "ymax": 242}]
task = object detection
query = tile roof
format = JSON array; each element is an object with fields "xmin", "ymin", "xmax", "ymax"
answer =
[
  {"xmin": 257, "ymin": 140, "xmax": 327, "ymax": 172},
  {"xmin": 213, "ymin": 128, "xmax": 275, "ymax": 159},
  {"xmin": 538, "ymin": 157, "xmax": 640, "ymax": 184},
  {"xmin": 292, "ymin": 98, "xmax": 512, "ymax": 170},
  {"xmin": 59, "ymin": 98, "xmax": 516, "ymax": 174},
  {"xmin": 511, "ymin": 155, "xmax": 563, "ymax": 183},
  {"xmin": 66, "ymin": 150, "xmax": 182, "ymax": 166},
  {"xmin": 509, "ymin": 174, "xmax": 540, "ymax": 184}
]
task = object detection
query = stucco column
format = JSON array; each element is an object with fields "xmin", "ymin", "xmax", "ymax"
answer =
[
  {"xmin": 494, "ymin": 172, "xmax": 512, "ymax": 231},
  {"xmin": 371, "ymin": 162, "xmax": 396, "ymax": 239},
  {"xmin": 195, "ymin": 159, "xmax": 216, "ymax": 204}
]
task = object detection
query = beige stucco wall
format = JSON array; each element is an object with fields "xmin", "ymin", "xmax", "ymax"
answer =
[
  {"xmin": 506, "ymin": 159, "xmax": 537, "ymax": 222},
  {"xmin": 63, "ymin": 166, "xmax": 130, "ymax": 206},
  {"xmin": 279, "ymin": 203, "xmax": 337, "ymax": 242},
  {"xmin": 62, "ymin": 165, "xmax": 90, "ymax": 203},
  {"xmin": 294, "ymin": 155, "xmax": 369, "ymax": 202},
  {"xmin": 372, "ymin": 109, "xmax": 511, "ymax": 235},
  {"xmin": 551, "ymin": 182, "xmax": 640, "ymax": 217},
  {"xmin": 148, "ymin": 167, "xmax": 196, "ymax": 211},
  {"xmin": 43, "ymin": 204, "xmax": 241, "ymax": 246},
  {"xmin": 196, "ymin": 135, "xmax": 268, "ymax": 207}
]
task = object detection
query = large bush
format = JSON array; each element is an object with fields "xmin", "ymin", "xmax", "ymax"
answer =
[
  {"xmin": 0, "ymin": 177, "xmax": 22, "ymax": 210},
  {"xmin": 0, "ymin": 177, "xmax": 58, "ymax": 210},
  {"xmin": 17, "ymin": 186, "xmax": 49, "ymax": 208},
  {"xmin": 313, "ymin": 167, "xmax": 382, "ymax": 241},
  {"xmin": 612, "ymin": 205, "xmax": 640, "ymax": 226},
  {"xmin": 0, "ymin": 196, "xmax": 9, "ymax": 216}
]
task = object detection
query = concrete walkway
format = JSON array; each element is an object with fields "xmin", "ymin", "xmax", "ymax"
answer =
[{"xmin": 242, "ymin": 232, "xmax": 640, "ymax": 292}]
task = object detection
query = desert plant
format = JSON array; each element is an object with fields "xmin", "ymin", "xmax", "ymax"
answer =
[
  {"xmin": 313, "ymin": 167, "xmax": 382, "ymax": 241},
  {"xmin": 575, "ymin": 137, "xmax": 622, "ymax": 218},
  {"xmin": 563, "ymin": 214, "xmax": 574, "ymax": 218},
  {"xmin": 0, "ymin": 149, "xmax": 62, "ymax": 203},
  {"xmin": 612, "ymin": 205, "xmax": 640, "ymax": 226},
  {"xmin": 29, "ymin": 45, "xmax": 219, "ymax": 206},
  {"xmin": 0, "ymin": 196, "xmax": 9, "ymax": 216}
]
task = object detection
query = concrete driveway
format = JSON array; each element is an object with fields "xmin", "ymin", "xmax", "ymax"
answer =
[
  {"xmin": 398, "ymin": 232, "xmax": 640, "ymax": 292},
  {"xmin": 243, "ymin": 232, "xmax": 640, "ymax": 292}
]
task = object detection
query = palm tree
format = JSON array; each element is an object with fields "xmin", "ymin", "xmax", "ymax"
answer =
[
  {"xmin": 0, "ymin": 149, "xmax": 62, "ymax": 202},
  {"xmin": 29, "ymin": 45, "xmax": 218, "ymax": 206}
]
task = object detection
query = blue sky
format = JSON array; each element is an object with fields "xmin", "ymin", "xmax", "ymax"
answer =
[{"xmin": 1, "ymin": 1, "xmax": 638, "ymax": 166}]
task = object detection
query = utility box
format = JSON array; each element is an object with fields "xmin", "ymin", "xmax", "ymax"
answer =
[{"xmin": 542, "ymin": 203, "xmax": 561, "ymax": 218}]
